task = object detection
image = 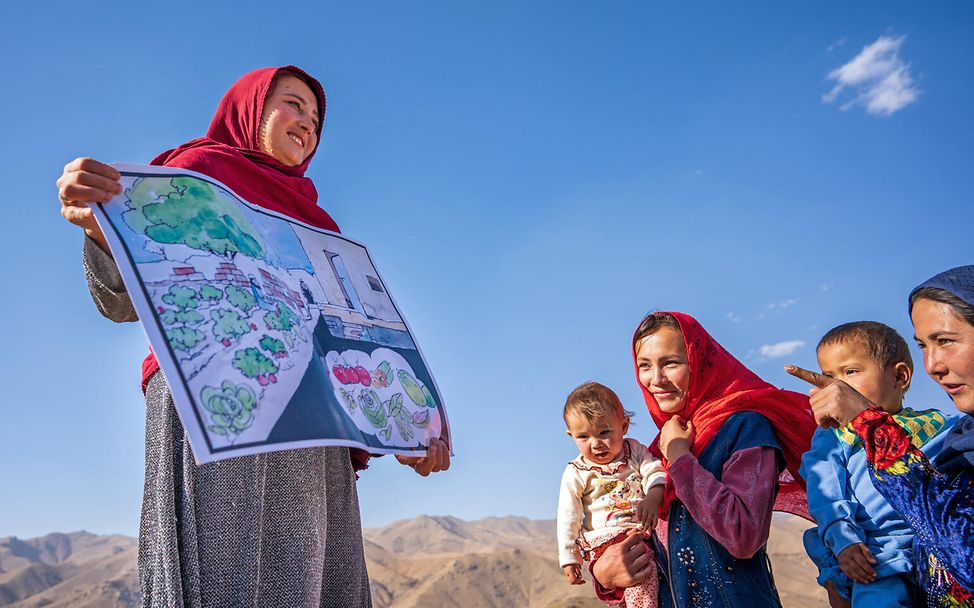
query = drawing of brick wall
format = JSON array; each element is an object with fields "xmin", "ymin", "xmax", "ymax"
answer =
[
  {"xmin": 170, "ymin": 266, "xmax": 204, "ymax": 282},
  {"xmin": 214, "ymin": 262, "xmax": 249, "ymax": 287}
]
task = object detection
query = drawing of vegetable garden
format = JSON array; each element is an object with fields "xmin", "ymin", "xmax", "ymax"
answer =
[
  {"xmin": 95, "ymin": 168, "xmax": 447, "ymax": 460},
  {"xmin": 325, "ymin": 348, "xmax": 442, "ymax": 447},
  {"xmin": 120, "ymin": 176, "xmax": 315, "ymax": 442}
]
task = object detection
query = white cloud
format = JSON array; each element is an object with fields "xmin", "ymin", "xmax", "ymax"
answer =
[
  {"xmin": 827, "ymin": 37, "xmax": 847, "ymax": 54},
  {"xmin": 726, "ymin": 312, "xmax": 741, "ymax": 323},
  {"xmin": 766, "ymin": 298, "xmax": 799, "ymax": 311},
  {"xmin": 823, "ymin": 35, "xmax": 919, "ymax": 116},
  {"xmin": 819, "ymin": 280, "xmax": 834, "ymax": 292},
  {"xmin": 759, "ymin": 340, "xmax": 806, "ymax": 359}
]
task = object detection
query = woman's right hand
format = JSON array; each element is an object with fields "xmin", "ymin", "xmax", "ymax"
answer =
[
  {"xmin": 57, "ymin": 157, "xmax": 122, "ymax": 251},
  {"xmin": 591, "ymin": 529, "xmax": 655, "ymax": 590},
  {"xmin": 659, "ymin": 416, "xmax": 695, "ymax": 461}
]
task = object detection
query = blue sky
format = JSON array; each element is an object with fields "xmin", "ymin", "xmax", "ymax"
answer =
[{"xmin": 2, "ymin": 1, "xmax": 973, "ymax": 538}]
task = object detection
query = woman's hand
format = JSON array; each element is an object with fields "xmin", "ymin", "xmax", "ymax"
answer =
[
  {"xmin": 591, "ymin": 529, "xmax": 654, "ymax": 589},
  {"xmin": 57, "ymin": 158, "xmax": 122, "ymax": 252},
  {"xmin": 659, "ymin": 416, "xmax": 694, "ymax": 461},
  {"xmin": 785, "ymin": 365, "xmax": 873, "ymax": 428},
  {"xmin": 395, "ymin": 437, "xmax": 450, "ymax": 477}
]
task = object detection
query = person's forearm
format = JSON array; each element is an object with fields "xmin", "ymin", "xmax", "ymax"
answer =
[
  {"xmin": 669, "ymin": 446, "xmax": 778, "ymax": 558},
  {"xmin": 85, "ymin": 226, "xmax": 110, "ymax": 256},
  {"xmin": 83, "ymin": 235, "xmax": 137, "ymax": 323}
]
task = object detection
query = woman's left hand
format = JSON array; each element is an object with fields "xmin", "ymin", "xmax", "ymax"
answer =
[
  {"xmin": 659, "ymin": 416, "xmax": 694, "ymax": 461},
  {"xmin": 396, "ymin": 438, "xmax": 451, "ymax": 477},
  {"xmin": 785, "ymin": 365, "xmax": 873, "ymax": 427}
]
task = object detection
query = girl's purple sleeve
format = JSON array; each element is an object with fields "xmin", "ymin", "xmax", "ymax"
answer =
[{"xmin": 668, "ymin": 446, "xmax": 780, "ymax": 559}]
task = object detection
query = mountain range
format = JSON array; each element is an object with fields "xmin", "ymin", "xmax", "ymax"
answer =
[{"xmin": 0, "ymin": 515, "xmax": 826, "ymax": 607}]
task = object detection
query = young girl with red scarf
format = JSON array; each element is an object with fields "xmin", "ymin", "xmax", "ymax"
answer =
[
  {"xmin": 591, "ymin": 312, "xmax": 816, "ymax": 608},
  {"xmin": 57, "ymin": 66, "xmax": 448, "ymax": 608}
]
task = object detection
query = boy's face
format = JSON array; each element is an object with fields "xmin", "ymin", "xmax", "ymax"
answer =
[
  {"xmin": 817, "ymin": 340, "xmax": 908, "ymax": 414},
  {"xmin": 566, "ymin": 411, "xmax": 629, "ymax": 466}
]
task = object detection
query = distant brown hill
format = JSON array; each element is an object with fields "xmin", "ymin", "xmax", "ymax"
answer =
[
  {"xmin": 0, "ymin": 515, "xmax": 826, "ymax": 607},
  {"xmin": 0, "ymin": 532, "xmax": 138, "ymax": 608}
]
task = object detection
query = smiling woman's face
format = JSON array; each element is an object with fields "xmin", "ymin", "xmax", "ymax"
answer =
[
  {"xmin": 635, "ymin": 326, "xmax": 691, "ymax": 414},
  {"xmin": 258, "ymin": 74, "xmax": 320, "ymax": 166}
]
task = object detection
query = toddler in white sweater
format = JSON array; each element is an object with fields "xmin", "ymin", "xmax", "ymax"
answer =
[{"xmin": 557, "ymin": 382, "xmax": 665, "ymax": 607}]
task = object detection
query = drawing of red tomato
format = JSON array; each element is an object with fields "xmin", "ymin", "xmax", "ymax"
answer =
[{"xmin": 355, "ymin": 366, "xmax": 371, "ymax": 386}]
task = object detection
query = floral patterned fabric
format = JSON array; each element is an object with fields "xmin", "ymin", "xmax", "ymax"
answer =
[{"xmin": 851, "ymin": 407, "xmax": 974, "ymax": 607}]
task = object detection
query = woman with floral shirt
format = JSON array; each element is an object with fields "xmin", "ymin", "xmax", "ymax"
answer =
[{"xmin": 787, "ymin": 265, "xmax": 974, "ymax": 607}]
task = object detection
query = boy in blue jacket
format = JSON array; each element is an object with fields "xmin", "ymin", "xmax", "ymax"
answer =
[{"xmin": 800, "ymin": 321, "xmax": 961, "ymax": 607}]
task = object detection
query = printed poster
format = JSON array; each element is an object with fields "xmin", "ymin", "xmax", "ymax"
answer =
[{"xmin": 91, "ymin": 164, "xmax": 450, "ymax": 464}]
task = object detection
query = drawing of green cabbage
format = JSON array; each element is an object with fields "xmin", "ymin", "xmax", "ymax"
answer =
[{"xmin": 200, "ymin": 380, "xmax": 258, "ymax": 437}]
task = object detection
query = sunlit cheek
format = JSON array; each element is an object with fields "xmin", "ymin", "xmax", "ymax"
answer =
[{"xmin": 638, "ymin": 371, "xmax": 652, "ymax": 389}]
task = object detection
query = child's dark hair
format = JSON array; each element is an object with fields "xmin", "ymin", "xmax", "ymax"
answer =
[
  {"xmin": 633, "ymin": 312, "xmax": 682, "ymax": 347},
  {"xmin": 817, "ymin": 321, "xmax": 914, "ymax": 373},
  {"xmin": 910, "ymin": 287, "xmax": 974, "ymax": 328},
  {"xmin": 564, "ymin": 382, "xmax": 633, "ymax": 424}
]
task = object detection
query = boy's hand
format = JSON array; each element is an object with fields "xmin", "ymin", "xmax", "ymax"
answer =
[
  {"xmin": 785, "ymin": 365, "xmax": 873, "ymax": 428},
  {"xmin": 836, "ymin": 543, "xmax": 877, "ymax": 583},
  {"xmin": 636, "ymin": 486, "xmax": 664, "ymax": 530},
  {"xmin": 823, "ymin": 581, "xmax": 851, "ymax": 608},
  {"xmin": 659, "ymin": 416, "xmax": 694, "ymax": 461},
  {"xmin": 563, "ymin": 564, "xmax": 585, "ymax": 585}
]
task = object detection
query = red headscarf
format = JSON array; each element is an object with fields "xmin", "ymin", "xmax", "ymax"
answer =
[
  {"xmin": 634, "ymin": 312, "xmax": 815, "ymax": 520},
  {"xmin": 142, "ymin": 65, "xmax": 339, "ymax": 391}
]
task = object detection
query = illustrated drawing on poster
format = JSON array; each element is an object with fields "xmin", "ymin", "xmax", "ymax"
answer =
[{"xmin": 90, "ymin": 164, "xmax": 450, "ymax": 464}]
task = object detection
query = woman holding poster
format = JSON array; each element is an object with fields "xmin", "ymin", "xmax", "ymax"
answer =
[{"xmin": 57, "ymin": 66, "xmax": 448, "ymax": 608}]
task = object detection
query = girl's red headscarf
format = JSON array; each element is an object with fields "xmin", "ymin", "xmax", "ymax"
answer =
[
  {"xmin": 634, "ymin": 312, "xmax": 815, "ymax": 520},
  {"xmin": 141, "ymin": 65, "xmax": 339, "ymax": 391}
]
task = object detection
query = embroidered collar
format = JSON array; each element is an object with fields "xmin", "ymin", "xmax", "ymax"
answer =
[
  {"xmin": 569, "ymin": 439, "xmax": 633, "ymax": 475},
  {"xmin": 834, "ymin": 407, "xmax": 948, "ymax": 450}
]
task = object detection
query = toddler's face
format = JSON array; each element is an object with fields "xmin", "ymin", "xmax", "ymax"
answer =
[
  {"xmin": 566, "ymin": 411, "xmax": 629, "ymax": 466},
  {"xmin": 817, "ymin": 340, "xmax": 907, "ymax": 414},
  {"xmin": 635, "ymin": 326, "xmax": 691, "ymax": 414}
]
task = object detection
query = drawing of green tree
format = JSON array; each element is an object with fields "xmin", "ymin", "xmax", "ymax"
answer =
[
  {"xmin": 124, "ymin": 176, "xmax": 264, "ymax": 259},
  {"xmin": 259, "ymin": 335, "xmax": 285, "ymax": 355},
  {"xmin": 176, "ymin": 310, "xmax": 204, "ymax": 325},
  {"xmin": 162, "ymin": 285, "xmax": 200, "ymax": 310},
  {"xmin": 263, "ymin": 302, "xmax": 298, "ymax": 333},
  {"xmin": 199, "ymin": 284, "xmax": 223, "ymax": 303},
  {"xmin": 232, "ymin": 348, "xmax": 279, "ymax": 385},
  {"xmin": 167, "ymin": 326, "xmax": 206, "ymax": 352},
  {"xmin": 212, "ymin": 309, "xmax": 252, "ymax": 345},
  {"xmin": 226, "ymin": 285, "xmax": 257, "ymax": 313}
]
